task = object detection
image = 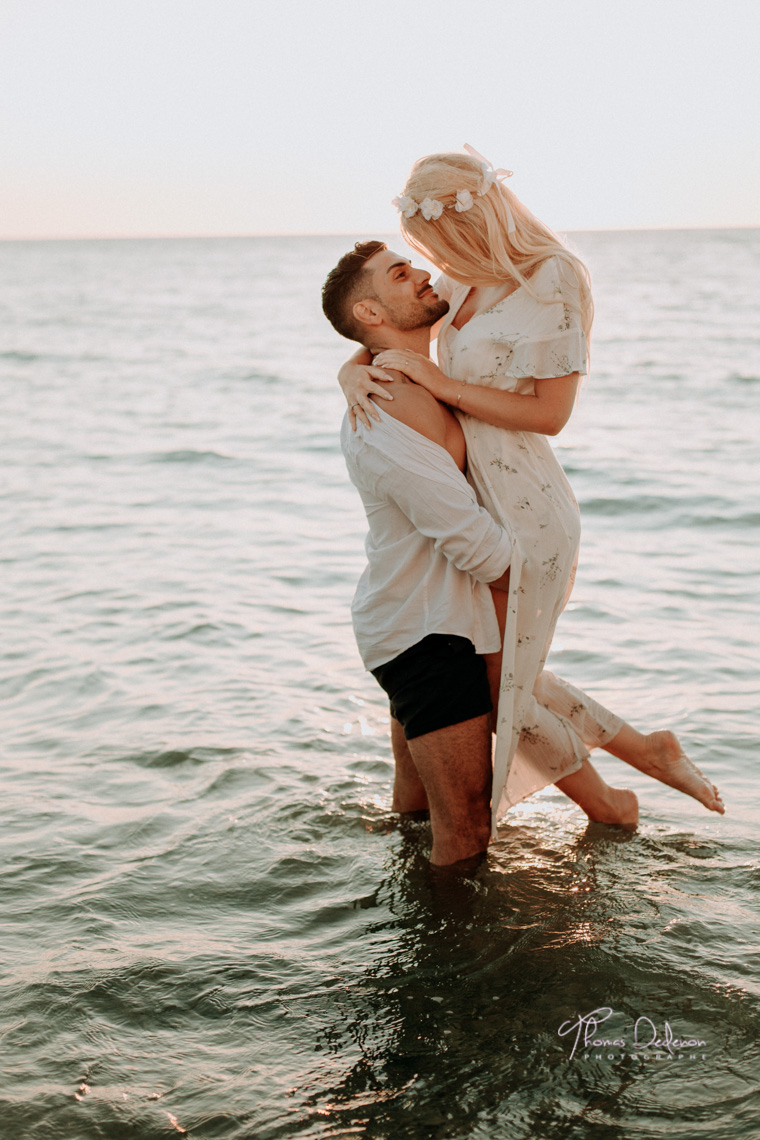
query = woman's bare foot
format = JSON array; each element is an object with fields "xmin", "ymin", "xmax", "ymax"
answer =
[
  {"xmin": 586, "ymin": 786, "xmax": 639, "ymax": 829},
  {"xmin": 556, "ymin": 759, "xmax": 639, "ymax": 829},
  {"xmin": 629, "ymin": 730, "xmax": 724, "ymax": 814}
]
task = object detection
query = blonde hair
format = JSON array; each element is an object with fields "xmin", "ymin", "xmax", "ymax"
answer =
[{"xmin": 399, "ymin": 151, "xmax": 594, "ymax": 341}]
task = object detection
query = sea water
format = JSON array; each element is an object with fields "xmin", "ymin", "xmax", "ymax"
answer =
[{"xmin": 1, "ymin": 229, "xmax": 759, "ymax": 1138}]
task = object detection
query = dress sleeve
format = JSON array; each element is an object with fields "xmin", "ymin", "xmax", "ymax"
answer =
[{"xmin": 510, "ymin": 257, "xmax": 588, "ymax": 379}]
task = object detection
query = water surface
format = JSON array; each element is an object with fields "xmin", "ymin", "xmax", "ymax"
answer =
[{"xmin": 1, "ymin": 230, "xmax": 759, "ymax": 1138}]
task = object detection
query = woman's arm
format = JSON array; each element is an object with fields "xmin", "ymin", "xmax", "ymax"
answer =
[
  {"xmin": 372, "ymin": 349, "xmax": 579, "ymax": 436},
  {"xmin": 338, "ymin": 347, "xmax": 396, "ymax": 430},
  {"xmin": 455, "ymin": 372, "xmax": 579, "ymax": 436}
]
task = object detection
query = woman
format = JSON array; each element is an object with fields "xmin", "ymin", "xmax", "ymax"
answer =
[{"xmin": 339, "ymin": 147, "xmax": 723, "ymax": 835}]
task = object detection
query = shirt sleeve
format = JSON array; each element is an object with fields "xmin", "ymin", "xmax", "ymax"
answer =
[{"xmin": 355, "ymin": 418, "xmax": 512, "ymax": 582}]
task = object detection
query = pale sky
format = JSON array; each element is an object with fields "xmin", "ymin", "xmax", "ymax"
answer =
[{"xmin": 2, "ymin": 0, "xmax": 759, "ymax": 238}]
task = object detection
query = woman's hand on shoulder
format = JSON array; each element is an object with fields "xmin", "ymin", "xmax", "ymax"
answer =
[
  {"xmin": 372, "ymin": 350, "xmax": 453, "ymax": 401},
  {"xmin": 338, "ymin": 361, "xmax": 396, "ymax": 430}
]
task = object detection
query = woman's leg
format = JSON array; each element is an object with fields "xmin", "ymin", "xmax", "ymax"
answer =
[
  {"xmin": 556, "ymin": 758, "xmax": 638, "ymax": 828},
  {"xmin": 602, "ymin": 723, "xmax": 724, "ymax": 813},
  {"xmin": 485, "ymin": 644, "xmax": 637, "ymax": 826},
  {"xmin": 516, "ymin": 691, "xmax": 638, "ymax": 826},
  {"xmin": 536, "ymin": 671, "xmax": 724, "ymax": 814},
  {"xmin": 486, "ymin": 587, "xmax": 722, "ymax": 820},
  {"xmin": 487, "ymin": 584, "xmax": 724, "ymax": 819}
]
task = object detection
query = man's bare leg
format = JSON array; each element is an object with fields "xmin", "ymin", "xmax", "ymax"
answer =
[
  {"xmin": 390, "ymin": 714, "xmax": 429, "ymax": 813},
  {"xmin": 405, "ymin": 713, "xmax": 492, "ymax": 866}
]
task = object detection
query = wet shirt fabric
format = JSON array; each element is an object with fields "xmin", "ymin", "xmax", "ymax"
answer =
[
  {"xmin": 340, "ymin": 408, "xmax": 511, "ymax": 672},
  {"xmin": 437, "ymin": 257, "xmax": 623, "ymax": 833}
]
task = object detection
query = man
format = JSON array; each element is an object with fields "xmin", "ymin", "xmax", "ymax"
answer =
[{"xmin": 322, "ymin": 241, "xmax": 513, "ymax": 868}]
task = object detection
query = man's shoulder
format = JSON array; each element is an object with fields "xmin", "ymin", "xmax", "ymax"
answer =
[{"xmin": 370, "ymin": 376, "xmax": 448, "ymax": 449}]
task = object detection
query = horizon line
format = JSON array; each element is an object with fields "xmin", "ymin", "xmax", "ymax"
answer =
[{"xmin": 2, "ymin": 223, "xmax": 759, "ymax": 243}]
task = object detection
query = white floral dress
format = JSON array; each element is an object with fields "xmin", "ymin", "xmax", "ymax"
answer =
[{"xmin": 437, "ymin": 257, "xmax": 623, "ymax": 833}]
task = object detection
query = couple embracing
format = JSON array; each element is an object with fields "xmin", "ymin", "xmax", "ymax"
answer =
[{"xmin": 322, "ymin": 147, "xmax": 723, "ymax": 868}]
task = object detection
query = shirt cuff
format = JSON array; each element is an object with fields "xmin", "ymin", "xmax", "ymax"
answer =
[{"xmin": 477, "ymin": 528, "xmax": 513, "ymax": 583}]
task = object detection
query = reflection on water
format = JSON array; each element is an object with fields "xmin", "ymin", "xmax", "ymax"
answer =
[{"xmin": 296, "ymin": 813, "xmax": 760, "ymax": 1139}]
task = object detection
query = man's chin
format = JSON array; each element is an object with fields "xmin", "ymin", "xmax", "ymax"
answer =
[
  {"xmin": 392, "ymin": 298, "xmax": 450, "ymax": 332},
  {"xmin": 422, "ymin": 298, "xmax": 450, "ymax": 325}
]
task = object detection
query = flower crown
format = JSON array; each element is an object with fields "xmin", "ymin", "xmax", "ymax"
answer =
[{"xmin": 392, "ymin": 144, "xmax": 516, "ymax": 232}]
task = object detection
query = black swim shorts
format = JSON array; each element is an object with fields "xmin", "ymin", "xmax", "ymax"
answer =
[{"xmin": 370, "ymin": 633, "xmax": 492, "ymax": 740}]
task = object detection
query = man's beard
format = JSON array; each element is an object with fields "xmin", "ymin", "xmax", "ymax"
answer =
[{"xmin": 385, "ymin": 295, "xmax": 450, "ymax": 332}]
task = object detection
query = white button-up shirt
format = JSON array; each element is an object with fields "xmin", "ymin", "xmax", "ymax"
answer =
[{"xmin": 341, "ymin": 407, "xmax": 511, "ymax": 670}]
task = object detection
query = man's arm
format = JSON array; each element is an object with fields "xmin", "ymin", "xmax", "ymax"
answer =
[{"xmin": 356, "ymin": 403, "xmax": 513, "ymax": 585}]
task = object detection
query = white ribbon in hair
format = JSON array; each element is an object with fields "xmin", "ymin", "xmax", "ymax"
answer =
[{"xmin": 463, "ymin": 143, "xmax": 516, "ymax": 234}]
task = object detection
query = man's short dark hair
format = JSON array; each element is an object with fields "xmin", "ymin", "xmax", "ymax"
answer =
[{"xmin": 321, "ymin": 241, "xmax": 387, "ymax": 342}]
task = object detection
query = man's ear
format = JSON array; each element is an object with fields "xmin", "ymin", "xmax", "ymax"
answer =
[{"xmin": 352, "ymin": 298, "xmax": 383, "ymax": 329}]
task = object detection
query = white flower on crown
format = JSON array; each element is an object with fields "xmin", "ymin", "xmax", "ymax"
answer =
[
  {"xmin": 419, "ymin": 196, "xmax": 444, "ymax": 221},
  {"xmin": 454, "ymin": 190, "xmax": 474, "ymax": 213},
  {"xmin": 392, "ymin": 195, "xmax": 419, "ymax": 218}
]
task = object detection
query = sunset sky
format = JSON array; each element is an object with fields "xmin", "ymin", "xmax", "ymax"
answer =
[{"xmin": 2, "ymin": 0, "xmax": 759, "ymax": 238}]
